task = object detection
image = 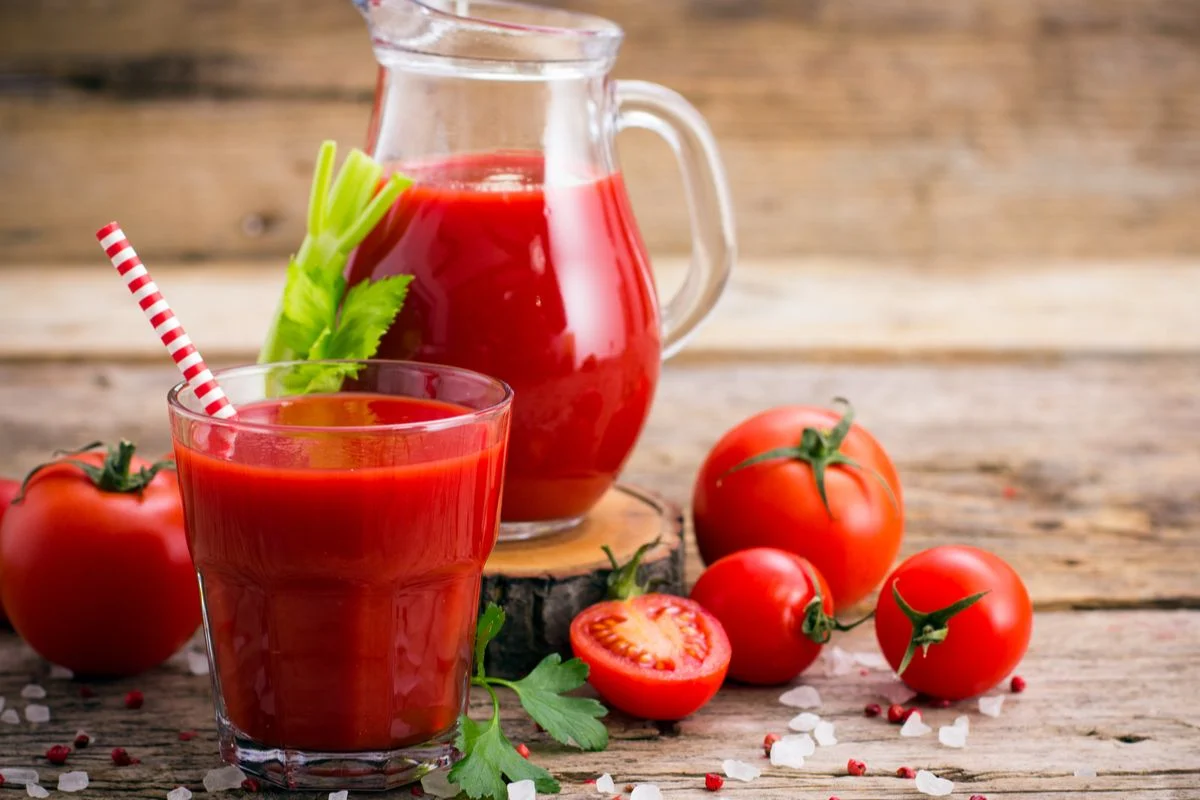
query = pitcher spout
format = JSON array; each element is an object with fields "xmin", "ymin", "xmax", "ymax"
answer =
[{"xmin": 353, "ymin": 0, "xmax": 622, "ymax": 73}]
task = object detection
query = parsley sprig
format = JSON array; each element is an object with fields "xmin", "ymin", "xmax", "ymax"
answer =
[
  {"xmin": 448, "ymin": 604, "xmax": 609, "ymax": 800},
  {"xmin": 258, "ymin": 140, "xmax": 413, "ymax": 392}
]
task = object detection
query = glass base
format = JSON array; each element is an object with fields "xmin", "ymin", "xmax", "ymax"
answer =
[
  {"xmin": 499, "ymin": 513, "xmax": 585, "ymax": 541},
  {"xmin": 218, "ymin": 715, "xmax": 458, "ymax": 791}
]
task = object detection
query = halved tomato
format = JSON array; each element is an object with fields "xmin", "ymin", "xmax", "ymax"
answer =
[{"xmin": 569, "ymin": 541, "xmax": 730, "ymax": 721}]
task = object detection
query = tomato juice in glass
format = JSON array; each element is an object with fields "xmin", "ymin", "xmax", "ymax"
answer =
[
  {"xmin": 346, "ymin": 152, "xmax": 661, "ymax": 531},
  {"xmin": 167, "ymin": 361, "xmax": 511, "ymax": 790}
]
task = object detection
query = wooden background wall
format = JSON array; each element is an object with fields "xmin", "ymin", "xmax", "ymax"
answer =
[{"xmin": 3, "ymin": 0, "xmax": 1199, "ymax": 267}]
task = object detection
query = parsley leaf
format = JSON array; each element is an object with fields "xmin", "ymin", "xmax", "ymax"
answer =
[
  {"xmin": 449, "ymin": 707, "xmax": 559, "ymax": 799},
  {"xmin": 505, "ymin": 655, "xmax": 609, "ymax": 751},
  {"xmin": 474, "ymin": 603, "xmax": 507, "ymax": 675},
  {"xmin": 451, "ymin": 604, "xmax": 609, "ymax": 800}
]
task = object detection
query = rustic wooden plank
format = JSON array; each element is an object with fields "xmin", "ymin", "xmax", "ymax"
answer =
[
  {"xmin": 2, "ymin": 0, "xmax": 1199, "ymax": 262},
  {"xmin": 1, "ymin": 610, "xmax": 1196, "ymax": 798},
  {"xmin": 1, "ymin": 357, "xmax": 1197, "ymax": 610},
  {"xmin": 3, "ymin": 260, "xmax": 1199, "ymax": 361}
]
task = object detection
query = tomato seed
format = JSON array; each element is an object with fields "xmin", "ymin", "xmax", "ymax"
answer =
[
  {"xmin": 886, "ymin": 704, "xmax": 907, "ymax": 724},
  {"xmin": 241, "ymin": 778, "xmax": 260, "ymax": 792},
  {"xmin": 928, "ymin": 697, "xmax": 952, "ymax": 708},
  {"xmin": 515, "ymin": 743, "xmax": 531, "ymax": 759},
  {"xmin": 762, "ymin": 732, "xmax": 781, "ymax": 757},
  {"xmin": 124, "ymin": 690, "xmax": 145, "ymax": 709},
  {"xmin": 704, "ymin": 773, "xmax": 724, "ymax": 791},
  {"xmin": 970, "ymin": 796, "xmax": 988, "ymax": 800},
  {"xmin": 847, "ymin": 759, "xmax": 867, "ymax": 777},
  {"xmin": 863, "ymin": 703, "xmax": 882, "ymax": 718},
  {"xmin": 411, "ymin": 785, "xmax": 425, "ymax": 797},
  {"xmin": 111, "ymin": 748, "xmax": 134, "ymax": 767},
  {"xmin": 178, "ymin": 730, "xmax": 197, "ymax": 741},
  {"xmin": 73, "ymin": 733, "xmax": 90, "ymax": 748},
  {"xmin": 896, "ymin": 766, "xmax": 916, "ymax": 779},
  {"xmin": 1011, "ymin": 675, "xmax": 1027, "ymax": 693},
  {"xmin": 45, "ymin": 746, "xmax": 70, "ymax": 766}
]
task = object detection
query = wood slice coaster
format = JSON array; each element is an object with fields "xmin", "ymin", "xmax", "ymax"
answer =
[{"xmin": 480, "ymin": 484, "xmax": 685, "ymax": 678}]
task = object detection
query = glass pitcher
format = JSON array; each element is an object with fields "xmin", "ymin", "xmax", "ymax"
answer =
[{"xmin": 348, "ymin": 0, "xmax": 736, "ymax": 539}]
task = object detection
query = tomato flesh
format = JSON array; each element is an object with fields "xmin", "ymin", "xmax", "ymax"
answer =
[{"xmin": 570, "ymin": 594, "xmax": 730, "ymax": 720}]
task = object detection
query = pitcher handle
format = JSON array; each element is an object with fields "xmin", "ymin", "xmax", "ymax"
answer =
[{"xmin": 615, "ymin": 80, "xmax": 737, "ymax": 360}]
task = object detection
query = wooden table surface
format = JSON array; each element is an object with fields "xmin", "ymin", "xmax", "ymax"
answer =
[{"xmin": 1, "ymin": 261, "xmax": 1199, "ymax": 798}]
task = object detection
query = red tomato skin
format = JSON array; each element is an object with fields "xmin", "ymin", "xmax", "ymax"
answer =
[
  {"xmin": 692, "ymin": 406, "xmax": 904, "ymax": 608},
  {"xmin": 570, "ymin": 595, "xmax": 730, "ymax": 720},
  {"xmin": 0, "ymin": 454, "xmax": 200, "ymax": 676},
  {"xmin": 0, "ymin": 478, "xmax": 19, "ymax": 623},
  {"xmin": 875, "ymin": 545, "xmax": 1032, "ymax": 700},
  {"xmin": 690, "ymin": 548, "xmax": 832, "ymax": 685}
]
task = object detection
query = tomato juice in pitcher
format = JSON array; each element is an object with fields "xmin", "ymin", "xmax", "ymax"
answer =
[{"xmin": 350, "ymin": 0, "xmax": 736, "ymax": 537}]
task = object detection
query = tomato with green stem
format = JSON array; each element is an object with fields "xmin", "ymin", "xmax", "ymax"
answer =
[
  {"xmin": 570, "ymin": 539, "xmax": 731, "ymax": 720},
  {"xmin": 690, "ymin": 548, "xmax": 868, "ymax": 684},
  {"xmin": 875, "ymin": 545, "xmax": 1032, "ymax": 700},
  {"xmin": 0, "ymin": 441, "xmax": 201, "ymax": 676},
  {"xmin": 692, "ymin": 399, "xmax": 903, "ymax": 608}
]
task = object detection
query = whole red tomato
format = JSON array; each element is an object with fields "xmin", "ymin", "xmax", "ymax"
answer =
[
  {"xmin": 0, "ymin": 478, "xmax": 19, "ymax": 623},
  {"xmin": 875, "ymin": 545, "xmax": 1032, "ymax": 700},
  {"xmin": 691, "ymin": 548, "xmax": 856, "ymax": 685},
  {"xmin": 0, "ymin": 441, "xmax": 201, "ymax": 676},
  {"xmin": 570, "ymin": 540, "xmax": 730, "ymax": 720},
  {"xmin": 692, "ymin": 400, "xmax": 903, "ymax": 608}
]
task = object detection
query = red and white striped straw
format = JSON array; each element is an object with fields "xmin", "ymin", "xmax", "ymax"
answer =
[{"xmin": 95, "ymin": 222, "xmax": 237, "ymax": 420}]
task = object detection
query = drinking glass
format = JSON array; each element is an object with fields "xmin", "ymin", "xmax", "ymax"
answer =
[{"xmin": 168, "ymin": 360, "xmax": 512, "ymax": 790}]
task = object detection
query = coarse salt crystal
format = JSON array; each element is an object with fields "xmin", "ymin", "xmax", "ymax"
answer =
[
  {"xmin": 26, "ymin": 784, "xmax": 49, "ymax": 799},
  {"xmin": 168, "ymin": 787, "xmax": 193, "ymax": 800},
  {"xmin": 852, "ymin": 651, "xmax": 889, "ymax": 670},
  {"xmin": 1, "ymin": 708, "xmax": 20, "ymax": 724},
  {"xmin": 58, "ymin": 771, "xmax": 89, "ymax": 792},
  {"xmin": 1, "ymin": 769, "xmax": 40, "ymax": 785},
  {"xmin": 203, "ymin": 766, "xmax": 247, "ymax": 792},
  {"xmin": 778, "ymin": 685, "xmax": 821, "ymax": 709},
  {"xmin": 788, "ymin": 712, "xmax": 821, "ymax": 732},
  {"xmin": 722, "ymin": 759, "xmax": 761, "ymax": 782},
  {"xmin": 900, "ymin": 711, "xmax": 932, "ymax": 737},
  {"xmin": 770, "ymin": 734, "xmax": 814, "ymax": 768},
  {"xmin": 821, "ymin": 646, "xmax": 855, "ymax": 677},
  {"xmin": 629, "ymin": 785, "xmax": 662, "ymax": 800},
  {"xmin": 594, "ymin": 774, "xmax": 616, "ymax": 794},
  {"xmin": 1074, "ymin": 766, "xmax": 1097, "ymax": 778},
  {"xmin": 49, "ymin": 665, "xmax": 75, "ymax": 680},
  {"xmin": 21, "ymin": 685, "xmax": 46, "ymax": 700},
  {"xmin": 813, "ymin": 720, "xmax": 837, "ymax": 747},
  {"xmin": 25, "ymin": 704, "xmax": 50, "ymax": 723},
  {"xmin": 915, "ymin": 769, "xmax": 954, "ymax": 796},
  {"xmin": 507, "ymin": 779, "xmax": 536, "ymax": 800},
  {"xmin": 979, "ymin": 695, "xmax": 1005, "ymax": 718},
  {"xmin": 938, "ymin": 723, "xmax": 968, "ymax": 748},
  {"xmin": 328, "ymin": 792, "xmax": 348, "ymax": 800},
  {"xmin": 879, "ymin": 681, "xmax": 917, "ymax": 705},
  {"xmin": 187, "ymin": 651, "xmax": 210, "ymax": 676},
  {"xmin": 953, "ymin": 714, "xmax": 969, "ymax": 732},
  {"xmin": 420, "ymin": 769, "xmax": 460, "ymax": 798}
]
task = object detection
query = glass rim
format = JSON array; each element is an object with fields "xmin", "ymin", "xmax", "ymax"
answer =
[
  {"xmin": 411, "ymin": 0, "xmax": 623, "ymax": 41},
  {"xmin": 167, "ymin": 359, "xmax": 514, "ymax": 435}
]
